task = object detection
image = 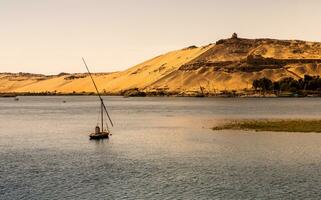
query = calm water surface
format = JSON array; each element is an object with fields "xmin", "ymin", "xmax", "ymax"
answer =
[{"xmin": 1, "ymin": 96, "xmax": 321, "ymax": 199}]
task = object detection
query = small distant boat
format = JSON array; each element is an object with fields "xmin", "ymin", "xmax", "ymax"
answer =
[
  {"xmin": 82, "ymin": 58, "xmax": 114, "ymax": 140},
  {"xmin": 89, "ymin": 126, "xmax": 110, "ymax": 140},
  {"xmin": 195, "ymin": 85, "xmax": 205, "ymax": 97},
  {"xmin": 14, "ymin": 97, "xmax": 19, "ymax": 101}
]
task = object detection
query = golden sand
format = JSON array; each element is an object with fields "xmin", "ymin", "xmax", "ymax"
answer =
[{"xmin": 1, "ymin": 37, "xmax": 321, "ymax": 94}]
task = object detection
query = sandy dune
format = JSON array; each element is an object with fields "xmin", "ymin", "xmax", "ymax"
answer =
[{"xmin": 1, "ymin": 35, "xmax": 321, "ymax": 95}]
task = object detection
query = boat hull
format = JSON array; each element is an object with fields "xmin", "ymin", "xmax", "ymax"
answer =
[{"xmin": 89, "ymin": 132, "xmax": 109, "ymax": 140}]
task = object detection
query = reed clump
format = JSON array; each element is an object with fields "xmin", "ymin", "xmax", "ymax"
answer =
[{"xmin": 213, "ymin": 119, "xmax": 321, "ymax": 133}]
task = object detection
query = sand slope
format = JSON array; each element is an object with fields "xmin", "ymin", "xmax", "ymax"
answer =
[{"xmin": 1, "ymin": 35, "xmax": 321, "ymax": 94}]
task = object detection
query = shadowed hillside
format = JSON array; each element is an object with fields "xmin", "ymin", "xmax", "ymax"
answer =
[{"xmin": 1, "ymin": 34, "xmax": 321, "ymax": 96}]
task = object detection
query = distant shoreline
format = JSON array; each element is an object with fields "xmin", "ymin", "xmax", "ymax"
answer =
[{"xmin": 1, "ymin": 91, "xmax": 321, "ymax": 98}]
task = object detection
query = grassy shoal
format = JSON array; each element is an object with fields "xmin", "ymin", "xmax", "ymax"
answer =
[{"xmin": 212, "ymin": 119, "xmax": 321, "ymax": 133}]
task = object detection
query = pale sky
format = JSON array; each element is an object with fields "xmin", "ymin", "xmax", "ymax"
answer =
[{"xmin": 1, "ymin": 0, "xmax": 321, "ymax": 74}]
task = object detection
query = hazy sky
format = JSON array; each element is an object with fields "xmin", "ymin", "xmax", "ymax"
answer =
[{"xmin": 1, "ymin": 0, "xmax": 321, "ymax": 74}]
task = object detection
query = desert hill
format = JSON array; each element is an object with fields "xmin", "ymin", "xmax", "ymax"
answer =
[{"xmin": 1, "ymin": 34, "xmax": 321, "ymax": 95}]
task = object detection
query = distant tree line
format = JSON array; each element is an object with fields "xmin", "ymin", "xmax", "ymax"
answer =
[{"xmin": 252, "ymin": 75, "xmax": 321, "ymax": 94}]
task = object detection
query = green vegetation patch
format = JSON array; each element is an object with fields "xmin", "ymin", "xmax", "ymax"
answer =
[
  {"xmin": 252, "ymin": 75, "xmax": 321, "ymax": 96},
  {"xmin": 213, "ymin": 119, "xmax": 321, "ymax": 133}
]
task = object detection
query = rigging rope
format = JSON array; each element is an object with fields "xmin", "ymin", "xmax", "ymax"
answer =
[{"xmin": 96, "ymin": 104, "xmax": 100, "ymax": 126}]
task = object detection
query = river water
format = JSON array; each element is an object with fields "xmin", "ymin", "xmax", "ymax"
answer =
[{"xmin": 1, "ymin": 96, "xmax": 321, "ymax": 199}]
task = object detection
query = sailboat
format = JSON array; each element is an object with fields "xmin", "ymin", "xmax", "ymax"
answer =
[{"xmin": 82, "ymin": 58, "xmax": 114, "ymax": 140}]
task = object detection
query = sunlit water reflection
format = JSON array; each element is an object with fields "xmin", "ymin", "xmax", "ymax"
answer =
[{"xmin": 1, "ymin": 96, "xmax": 321, "ymax": 199}]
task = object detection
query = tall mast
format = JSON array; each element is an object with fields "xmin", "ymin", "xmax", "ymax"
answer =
[
  {"xmin": 82, "ymin": 57, "xmax": 114, "ymax": 127},
  {"xmin": 101, "ymin": 102, "xmax": 103, "ymax": 131}
]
